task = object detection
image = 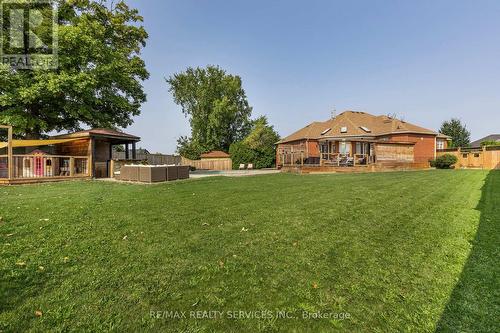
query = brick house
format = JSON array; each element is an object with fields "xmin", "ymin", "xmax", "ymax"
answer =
[{"xmin": 276, "ymin": 111, "xmax": 450, "ymax": 167}]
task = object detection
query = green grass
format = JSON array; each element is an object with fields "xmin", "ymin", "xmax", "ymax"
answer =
[{"xmin": 0, "ymin": 170, "xmax": 498, "ymax": 332}]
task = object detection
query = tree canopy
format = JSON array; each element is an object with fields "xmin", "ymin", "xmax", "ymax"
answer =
[
  {"xmin": 166, "ymin": 65, "xmax": 252, "ymax": 158},
  {"xmin": 0, "ymin": 0, "xmax": 149, "ymax": 138},
  {"xmin": 439, "ymin": 118, "xmax": 471, "ymax": 148}
]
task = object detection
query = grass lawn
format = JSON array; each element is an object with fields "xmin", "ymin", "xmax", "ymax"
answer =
[{"xmin": 0, "ymin": 170, "xmax": 498, "ymax": 332}]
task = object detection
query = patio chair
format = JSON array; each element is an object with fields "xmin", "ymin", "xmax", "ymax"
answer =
[
  {"xmin": 331, "ymin": 156, "xmax": 340, "ymax": 166},
  {"xmin": 239, "ymin": 163, "xmax": 246, "ymax": 170},
  {"xmin": 247, "ymin": 163, "xmax": 253, "ymax": 170}
]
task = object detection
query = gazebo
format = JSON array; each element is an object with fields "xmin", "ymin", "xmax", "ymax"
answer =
[{"xmin": 0, "ymin": 126, "xmax": 140, "ymax": 184}]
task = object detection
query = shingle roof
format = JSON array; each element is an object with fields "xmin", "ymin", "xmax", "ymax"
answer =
[
  {"xmin": 52, "ymin": 128, "xmax": 140, "ymax": 141},
  {"xmin": 277, "ymin": 111, "xmax": 439, "ymax": 144},
  {"xmin": 469, "ymin": 134, "xmax": 500, "ymax": 147},
  {"xmin": 200, "ymin": 150, "xmax": 230, "ymax": 158}
]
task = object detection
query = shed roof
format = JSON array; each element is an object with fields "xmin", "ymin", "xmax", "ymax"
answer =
[{"xmin": 200, "ymin": 150, "xmax": 230, "ymax": 158}]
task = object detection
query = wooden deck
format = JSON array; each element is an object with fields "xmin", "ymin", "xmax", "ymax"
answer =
[
  {"xmin": 0, "ymin": 175, "xmax": 90, "ymax": 185},
  {"xmin": 281, "ymin": 162, "xmax": 430, "ymax": 174}
]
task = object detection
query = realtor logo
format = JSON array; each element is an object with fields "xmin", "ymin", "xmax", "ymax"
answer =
[{"xmin": 0, "ymin": 0, "xmax": 58, "ymax": 69}]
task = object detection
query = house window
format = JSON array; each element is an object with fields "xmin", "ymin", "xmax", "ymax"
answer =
[
  {"xmin": 474, "ymin": 153, "xmax": 480, "ymax": 158},
  {"xmin": 436, "ymin": 140, "xmax": 445, "ymax": 150},
  {"xmin": 340, "ymin": 126, "xmax": 347, "ymax": 133}
]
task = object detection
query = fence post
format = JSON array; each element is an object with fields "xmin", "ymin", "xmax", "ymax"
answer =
[
  {"xmin": 7, "ymin": 126, "xmax": 13, "ymax": 180},
  {"xmin": 482, "ymin": 145, "xmax": 486, "ymax": 170}
]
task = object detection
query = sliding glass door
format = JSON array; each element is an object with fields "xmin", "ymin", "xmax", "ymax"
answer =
[{"xmin": 339, "ymin": 141, "xmax": 351, "ymax": 155}]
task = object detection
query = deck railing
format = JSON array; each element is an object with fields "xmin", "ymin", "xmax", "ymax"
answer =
[
  {"xmin": 321, "ymin": 153, "xmax": 372, "ymax": 166},
  {"xmin": 8, "ymin": 155, "xmax": 89, "ymax": 179}
]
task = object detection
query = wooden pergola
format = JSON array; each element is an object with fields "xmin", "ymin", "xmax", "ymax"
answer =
[{"xmin": 0, "ymin": 126, "xmax": 141, "ymax": 184}]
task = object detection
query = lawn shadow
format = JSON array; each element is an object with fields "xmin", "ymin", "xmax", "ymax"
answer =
[{"xmin": 435, "ymin": 170, "xmax": 499, "ymax": 332}]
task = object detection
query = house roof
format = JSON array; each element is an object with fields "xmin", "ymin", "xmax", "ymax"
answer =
[
  {"xmin": 277, "ymin": 111, "xmax": 440, "ymax": 144},
  {"xmin": 469, "ymin": 134, "xmax": 500, "ymax": 147},
  {"xmin": 52, "ymin": 128, "xmax": 140, "ymax": 142},
  {"xmin": 200, "ymin": 150, "xmax": 230, "ymax": 158}
]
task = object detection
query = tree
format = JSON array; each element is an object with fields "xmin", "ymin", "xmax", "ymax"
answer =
[
  {"xmin": 166, "ymin": 65, "xmax": 252, "ymax": 157},
  {"xmin": 229, "ymin": 116, "xmax": 280, "ymax": 169},
  {"xmin": 0, "ymin": 1, "xmax": 149, "ymax": 138},
  {"xmin": 439, "ymin": 118, "xmax": 471, "ymax": 148},
  {"xmin": 175, "ymin": 136, "xmax": 206, "ymax": 160}
]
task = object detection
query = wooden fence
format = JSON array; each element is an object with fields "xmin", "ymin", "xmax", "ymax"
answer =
[
  {"xmin": 437, "ymin": 146, "xmax": 500, "ymax": 170},
  {"xmin": 181, "ymin": 157, "xmax": 232, "ymax": 170},
  {"xmin": 113, "ymin": 152, "xmax": 181, "ymax": 165}
]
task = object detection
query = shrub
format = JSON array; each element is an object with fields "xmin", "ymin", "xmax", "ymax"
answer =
[
  {"xmin": 229, "ymin": 142, "xmax": 257, "ymax": 169},
  {"xmin": 430, "ymin": 154, "xmax": 458, "ymax": 169},
  {"xmin": 229, "ymin": 140, "xmax": 277, "ymax": 169}
]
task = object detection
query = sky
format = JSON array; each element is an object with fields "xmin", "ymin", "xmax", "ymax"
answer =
[{"xmin": 125, "ymin": 0, "xmax": 500, "ymax": 153}]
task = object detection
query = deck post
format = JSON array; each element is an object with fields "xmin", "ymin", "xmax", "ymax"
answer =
[
  {"xmin": 132, "ymin": 142, "xmax": 137, "ymax": 160},
  {"xmin": 69, "ymin": 157, "xmax": 75, "ymax": 176},
  {"xmin": 109, "ymin": 159, "xmax": 115, "ymax": 178},
  {"xmin": 7, "ymin": 126, "xmax": 13, "ymax": 180},
  {"xmin": 89, "ymin": 138, "xmax": 94, "ymax": 178},
  {"xmin": 125, "ymin": 143, "xmax": 129, "ymax": 159}
]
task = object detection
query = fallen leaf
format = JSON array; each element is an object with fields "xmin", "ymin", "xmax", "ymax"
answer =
[
  {"xmin": 122, "ymin": 235, "xmax": 128, "ymax": 240},
  {"xmin": 16, "ymin": 261, "xmax": 26, "ymax": 267},
  {"xmin": 38, "ymin": 266, "xmax": 44, "ymax": 271},
  {"xmin": 63, "ymin": 257, "xmax": 69, "ymax": 263},
  {"xmin": 312, "ymin": 282, "xmax": 318, "ymax": 289},
  {"xmin": 35, "ymin": 310, "xmax": 43, "ymax": 317},
  {"xmin": 218, "ymin": 260, "xmax": 224, "ymax": 268},
  {"xmin": 241, "ymin": 227, "xmax": 248, "ymax": 232}
]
